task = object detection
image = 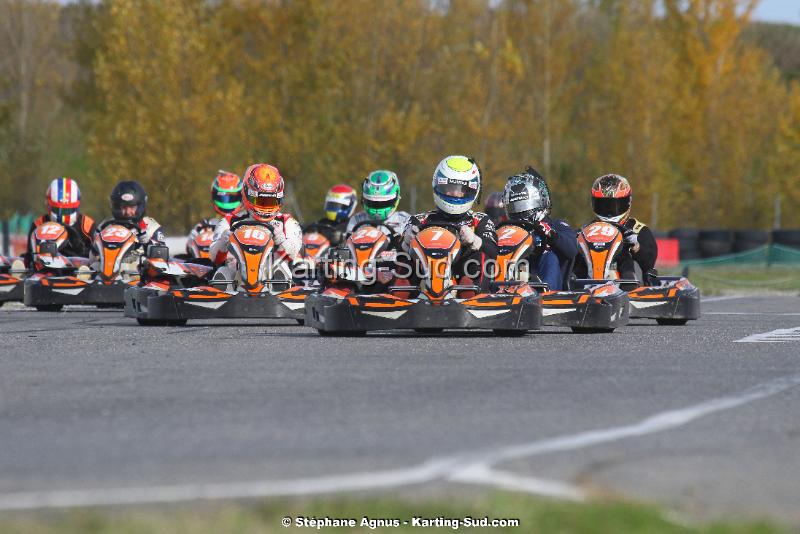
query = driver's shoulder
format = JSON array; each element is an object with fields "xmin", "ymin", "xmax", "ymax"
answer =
[{"xmin": 625, "ymin": 218, "xmax": 649, "ymax": 233}]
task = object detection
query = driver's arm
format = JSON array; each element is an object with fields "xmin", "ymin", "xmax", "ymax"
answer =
[
  {"xmin": 474, "ymin": 216, "xmax": 498, "ymax": 260},
  {"xmin": 209, "ymin": 217, "xmax": 231, "ymax": 265},
  {"xmin": 547, "ymin": 219, "xmax": 578, "ymax": 263},
  {"xmin": 632, "ymin": 225, "xmax": 658, "ymax": 273}
]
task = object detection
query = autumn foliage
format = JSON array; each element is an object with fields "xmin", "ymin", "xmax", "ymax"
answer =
[{"xmin": 0, "ymin": 0, "xmax": 798, "ymax": 231}]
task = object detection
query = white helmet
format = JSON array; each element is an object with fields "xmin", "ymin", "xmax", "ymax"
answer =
[{"xmin": 431, "ymin": 155, "xmax": 481, "ymax": 215}]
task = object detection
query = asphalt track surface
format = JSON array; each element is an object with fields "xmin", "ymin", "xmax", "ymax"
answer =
[{"xmin": 1, "ymin": 294, "xmax": 799, "ymax": 524}]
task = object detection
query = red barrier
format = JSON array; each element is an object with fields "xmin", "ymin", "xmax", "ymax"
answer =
[{"xmin": 656, "ymin": 238, "xmax": 679, "ymax": 268}]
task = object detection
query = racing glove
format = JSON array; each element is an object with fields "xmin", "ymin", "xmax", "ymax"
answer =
[
  {"xmin": 402, "ymin": 226, "xmax": 419, "ymax": 251},
  {"xmin": 459, "ymin": 225, "xmax": 483, "ymax": 251},
  {"xmin": 623, "ymin": 227, "xmax": 640, "ymax": 252},
  {"xmin": 533, "ymin": 221, "xmax": 556, "ymax": 247}
]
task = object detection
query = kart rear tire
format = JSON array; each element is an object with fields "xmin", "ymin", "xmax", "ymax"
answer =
[
  {"xmin": 493, "ymin": 329, "xmax": 527, "ymax": 337},
  {"xmin": 656, "ymin": 318, "xmax": 688, "ymax": 326},
  {"xmin": 137, "ymin": 318, "xmax": 188, "ymax": 327},
  {"xmin": 571, "ymin": 327, "xmax": 615, "ymax": 333},
  {"xmin": 35, "ymin": 305, "xmax": 63, "ymax": 312},
  {"xmin": 317, "ymin": 329, "xmax": 366, "ymax": 337},
  {"xmin": 414, "ymin": 328, "xmax": 444, "ymax": 334}
]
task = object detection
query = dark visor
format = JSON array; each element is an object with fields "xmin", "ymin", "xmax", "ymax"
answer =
[
  {"xmin": 363, "ymin": 198, "xmax": 396, "ymax": 210},
  {"xmin": 434, "ymin": 182, "xmax": 474, "ymax": 200},
  {"xmin": 592, "ymin": 196, "xmax": 630, "ymax": 218}
]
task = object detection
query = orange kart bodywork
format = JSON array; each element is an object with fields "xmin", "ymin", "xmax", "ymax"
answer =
[
  {"xmin": 24, "ymin": 222, "xmax": 140, "ymax": 309},
  {"xmin": 0, "ymin": 255, "xmax": 26, "ymax": 304},
  {"xmin": 576, "ymin": 221, "xmax": 700, "ymax": 325},
  {"xmin": 125, "ymin": 222, "xmax": 317, "ymax": 325},
  {"xmin": 306, "ymin": 225, "xmax": 542, "ymax": 335},
  {"xmin": 495, "ymin": 221, "xmax": 629, "ymax": 332}
]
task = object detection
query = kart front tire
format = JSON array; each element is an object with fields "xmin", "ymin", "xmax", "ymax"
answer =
[
  {"xmin": 137, "ymin": 318, "xmax": 188, "ymax": 327},
  {"xmin": 317, "ymin": 329, "xmax": 366, "ymax": 337},
  {"xmin": 656, "ymin": 318, "xmax": 688, "ymax": 326},
  {"xmin": 571, "ymin": 327, "xmax": 615, "ymax": 334},
  {"xmin": 35, "ymin": 305, "xmax": 63, "ymax": 312},
  {"xmin": 414, "ymin": 328, "xmax": 444, "ymax": 334},
  {"xmin": 493, "ymin": 329, "xmax": 527, "ymax": 337}
]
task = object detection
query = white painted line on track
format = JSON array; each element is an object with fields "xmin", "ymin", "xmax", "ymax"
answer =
[
  {"xmin": 734, "ymin": 327, "xmax": 800, "ymax": 343},
  {"xmin": 701, "ymin": 296, "xmax": 750, "ymax": 303},
  {"xmin": 1, "ymin": 374, "xmax": 798, "ymax": 511}
]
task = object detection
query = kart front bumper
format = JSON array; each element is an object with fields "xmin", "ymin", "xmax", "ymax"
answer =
[
  {"xmin": 0, "ymin": 274, "xmax": 24, "ymax": 303},
  {"xmin": 540, "ymin": 284, "xmax": 630, "ymax": 331},
  {"xmin": 305, "ymin": 292, "xmax": 542, "ymax": 333},
  {"xmin": 24, "ymin": 277, "xmax": 132, "ymax": 307},
  {"xmin": 124, "ymin": 285, "xmax": 315, "ymax": 321},
  {"xmin": 628, "ymin": 277, "xmax": 701, "ymax": 321}
]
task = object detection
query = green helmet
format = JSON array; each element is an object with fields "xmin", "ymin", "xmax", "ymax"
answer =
[{"xmin": 361, "ymin": 170, "xmax": 401, "ymax": 221}]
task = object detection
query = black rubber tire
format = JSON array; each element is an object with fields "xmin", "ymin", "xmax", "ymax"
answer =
[
  {"xmin": 137, "ymin": 318, "xmax": 187, "ymax": 326},
  {"xmin": 772, "ymin": 229, "xmax": 800, "ymax": 248},
  {"xmin": 732, "ymin": 230, "xmax": 768, "ymax": 253},
  {"xmin": 295, "ymin": 318, "xmax": 305, "ymax": 326},
  {"xmin": 316, "ymin": 329, "xmax": 366, "ymax": 337},
  {"xmin": 656, "ymin": 318, "xmax": 688, "ymax": 326},
  {"xmin": 698, "ymin": 230, "xmax": 733, "ymax": 258},
  {"xmin": 0, "ymin": 301, "xmax": 4, "ymax": 308},
  {"xmin": 668, "ymin": 228, "xmax": 699, "ymax": 240},
  {"xmin": 571, "ymin": 327, "xmax": 615, "ymax": 333},
  {"xmin": 96, "ymin": 303, "xmax": 123, "ymax": 309},
  {"xmin": 35, "ymin": 305, "xmax": 63, "ymax": 312},
  {"xmin": 414, "ymin": 328, "xmax": 444, "ymax": 334},
  {"xmin": 492, "ymin": 329, "xmax": 527, "ymax": 337}
]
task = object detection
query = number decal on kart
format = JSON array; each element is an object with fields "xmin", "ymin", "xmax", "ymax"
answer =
[
  {"xmin": 586, "ymin": 223, "xmax": 617, "ymax": 238},
  {"xmin": 498, "ymin": 227, "xmax": 518, "ymax": 241},
  {"xmin": 35, "ymin": 222, "xmax": 65, "ymax": 240},
  {"xmin": 430, "ymin": 230, "xmax": 443, "ymax": 241},
  {"xmin": 243, "ymin": 227, "xmax": 268, "ymax": 241},
  {"xmin": 354, "ymin": 228, "xmax": 381, "ymax": 241},
  {"xmin": 100, "ymin": 225, "xmax": 133, "ymax": 242}
]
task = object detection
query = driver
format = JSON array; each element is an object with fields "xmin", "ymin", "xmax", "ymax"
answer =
[
  {"xmin": 346, "ymin": 170, "xmax": 410, "ymax": 248},
  {"xmin": 502, "ymin": 168, "xmax": 576, "ymax": 290},
  {"xmin": 402, "ymin": 155, "xmax": 497, "ymax": 289},
  {"xmin": 22, "ymin": 177, "xmax": 96, "ymax": 267},
  {"xmin": 304, "ymin": 184, "xmax": 358, "ymax": 247},
  {"xmin": 585, "ymin": 173, "xmax": 658, "ymax": 283},
  {"xmin": 186, "ymin": 171, "xmax": 243, "ymax": 256},
  {"xmin": 209, "ymin": 163, "xmax": 303, "ymax": 267}
]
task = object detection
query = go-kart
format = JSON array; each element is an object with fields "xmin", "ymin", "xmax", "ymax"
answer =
[
  {"xmin": 124, "ymin": 221, "xmax": 316, "ymax": 325},
  {"xmin": 494, "ymin": 220, "xmax": 629, "ymax": 333},
  {"xmin": 0, "ymin": 254, "xmax": 26, "ymax": 305},
  {"xmin": 575, "ymin": 221, "xmax": 700, "ymax": 325},
  {"xmin": 305, "ymin": 222, "xmax": 542, "ymax": 336},
  {"xmin": 23, "ymin": 220, "xmax": 140, "ymax": 311},
  {"xmin": 302, "ymin": 227, "xmax": 332, "ymax": 263},
  {"xmin": 183, "ymin": 223, "xmax": 215, "ymax": 260}
]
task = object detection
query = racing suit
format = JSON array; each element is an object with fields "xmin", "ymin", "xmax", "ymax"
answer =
[
  {"xmin": 210, "ymin": 211, "xmax": 303, "ymax": 267},
  {"xmin": 501, "ymin": 216, "xmax": 576, "ymax": 290},
  {"xmin": 186, "ymin": 217, "xmax": 220, "ymax": 256},
  {"xmin": 616, "ymin": 218, "xmax": 658, "ymax": 284},
  {"xmin": 346, "ymin": 210, "xmax": 411, "ymax": 250},
  {"xmin": 402, "ymin": 210, "xmax": 498, "ymax": 289},
  {"xmin": 22, "ymin": 213, "xmax": 96, "ymax": 268},
  {"xmin": 91, "ymin": 216, "xmax": 165, "ymax": 259}
]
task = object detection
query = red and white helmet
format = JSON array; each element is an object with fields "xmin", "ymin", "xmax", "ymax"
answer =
[
  {"xmin": 242, "ymin": 163, "xmax": 285, "ymax": 221},
  {"xmin": 46, "ymin": 177, "xmax": 81, "ymax": 226}
]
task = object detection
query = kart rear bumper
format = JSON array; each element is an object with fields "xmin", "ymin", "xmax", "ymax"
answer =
[
  {"xmin": 628, "ymin": 278, "xmax": 701, "ymax": 321},
  {"xmin": 124, "ymin": 285, "xmax": 314, "ymax": 321},
  {"xmin": 540, "ymin": 286, "xmax": 629, "ymax": 330},
  {"xmin": 305, "ymin": 292, "xmax": 542, "ymax": 333},
  {"xmin": 23, "ymin": 277, "xmax": 131, "ymax": 307},
  {"xmin": 0, "ymin": 274, "xmax": 24, "ymax": 302}
]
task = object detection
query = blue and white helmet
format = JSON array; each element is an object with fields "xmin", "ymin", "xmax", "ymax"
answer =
[{"xmin": 432, "ymin": 155, "xmax": 481, "ymax": 215}]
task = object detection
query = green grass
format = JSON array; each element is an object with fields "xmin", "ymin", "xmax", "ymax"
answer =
[
  {"xmin": 0, "ymin": 492, "xmax": 789, "ymax": 534},
  {"xmin": 661, "ymin": 266, "xmax": 800, "ymax": 296}
]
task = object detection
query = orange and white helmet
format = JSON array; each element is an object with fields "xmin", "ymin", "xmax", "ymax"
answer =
[
  {"xmin": 242, "ymin": 163, "xmax": 284, "ymax": 221},
  {"xmin": 591, "ymin": 174, "xmax": 632, "ymax": 224}
]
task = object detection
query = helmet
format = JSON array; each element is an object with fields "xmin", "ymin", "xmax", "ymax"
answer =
[
  {"xmin": 211, "ymin": 170, "xmax": 243, "ymax": 216},
  {"xmin": 432, "ymin": 155, "xmax": 481, "ymax": 216},
  {"xmin": 362, "ymin": 170, "xmax": 401, "ymax": 221},
  {"xmin": 484, "ymin": 192, "xmax": 506, "ymax": 225},
  {"xmin": 503, "ymin": 169, "xmax": 551, "ymax": 222},
  {"xmin": 324, "ymin": 184, "xmax": 357, "ymax": 223},
  {"xmin": 242, "ymin": 163, "xmax": 284, "ymax": 221},
  {"xmin": 591, "ymin": 173, "xmax": 632, "ymax": 223},
  {"xmin": 110, "ymin": 180, "xmax": 147, "ymax": 222},
  {"xmin": 46, "ymin": 177, "xmax": 81, "ymax": 226}
]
